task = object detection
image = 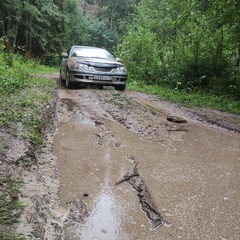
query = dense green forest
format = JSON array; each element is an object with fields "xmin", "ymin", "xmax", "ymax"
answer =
[
  {"xmin": 0, "ymin": 0, "xmax": 240, "ymax": 99},
  {"xmin": 0, "ymin": 0, "xmax": 136, "ymax": 61},
  {"xmin": 118, "ymin": 0, "xmax": 240, "ymax": 99}
]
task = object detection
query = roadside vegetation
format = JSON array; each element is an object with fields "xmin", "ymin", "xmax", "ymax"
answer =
[
  {"xmin": 127, "ymin": 84, "xmax": 240, "ymax": 114},
  {"xmin": 118, "ymin": 0, "xmax": 240, "ymax": 110},
  {"xmin": 0, "ymin": 44, "xmax": 56, "ymax": 239}
]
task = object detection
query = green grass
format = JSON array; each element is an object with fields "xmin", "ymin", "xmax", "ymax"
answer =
[
  {"xmin": 0, "ymin": 178, "xmax": 26, "ymax": 240},
  {"xmin": 0, "ymin": 51, "xmax": 56, "ymax": 144},
  {"xmin": 9, "ymin": 54, "xmax": 58, "ymax": 74},
  {"xmin": 0, "ymin": 76, "xmax": 55, "ymax": 144},
  {"xmin": 21, "ymin": 61, "xmax": 58, "ymax": 74},
  {"xmin": 0, "ymin": 179, "xmax": 25, "ymax": 224},
  {"xmin": 127, "ymin": 83, "xmax": 240, "ymax": 114},
  {"xmin": 0, "ymin": 232, "xmax": 25, "ymax": 240}
]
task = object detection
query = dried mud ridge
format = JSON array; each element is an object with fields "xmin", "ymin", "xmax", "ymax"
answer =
[{"xmin": 115, "ymin": 161, "xmax": 171, "ymax": 230}]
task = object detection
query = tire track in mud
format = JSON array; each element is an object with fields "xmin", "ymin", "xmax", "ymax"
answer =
[{"xmin": 93, "ymin": 91, "xmax": 189, "ymax": 148}]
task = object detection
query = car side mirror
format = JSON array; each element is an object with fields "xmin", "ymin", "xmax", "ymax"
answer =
[
  {"xmin": 116, "ymin": 58, "xmax": 121, "ymax": 62},
  {"xmin": 62, "ymin": 52, "xmax": 68, "ymax": 58}
]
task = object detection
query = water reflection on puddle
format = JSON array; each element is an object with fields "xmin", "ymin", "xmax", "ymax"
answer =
[
  {"xmin": 65, "ymin": 189, "xmax": 122, "ymax": 240},
  {"xmin": 81, "ymin": 190, "xmax": 121, "ymax": 240}
]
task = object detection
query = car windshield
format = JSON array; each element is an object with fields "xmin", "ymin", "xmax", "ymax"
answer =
[{"xmin": 72, "ymin": 48, "xmax": 115, "ymax": 60}]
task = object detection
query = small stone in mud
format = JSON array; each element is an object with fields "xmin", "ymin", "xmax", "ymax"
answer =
[
  {"xmin": 95, "ymin": 120, "xmax": 103, "ymax": 126},
  {"xmin": 83, "ymin": 193, "xmax": 90, "ymax": 197},
  {"xmin": 114, "ymin": 142, "xmax": 122, "ymax": 148},
  {"xmin": 127, "ymin": 155, "xmax": 135, "ymax": 161},
  {"xmin": 102, "ymin": 228, "xmax": 107, "ymax": 234},
  {"xmin": 93, "ymin": 134, "xmax": 104, "ymax": 145}
]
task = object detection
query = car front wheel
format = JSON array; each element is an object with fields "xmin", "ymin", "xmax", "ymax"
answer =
[{"xmin": 66, "ymin": 69, "xmax": 74, "ymax": 89}]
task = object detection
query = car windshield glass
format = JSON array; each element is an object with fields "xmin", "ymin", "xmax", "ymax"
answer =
[{"xmin": 72, "ymin": 48, "xmax": 115, "ymax": 60}]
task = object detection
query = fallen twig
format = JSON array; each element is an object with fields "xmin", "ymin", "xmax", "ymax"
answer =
[{"xmin": 115, "ymin": 161, "xmax": 171, "ymax": 230}]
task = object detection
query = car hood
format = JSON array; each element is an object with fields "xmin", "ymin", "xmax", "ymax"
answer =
[{"xmin": 73, "ymin": 57, "xmax": 124, "ymax": 68}]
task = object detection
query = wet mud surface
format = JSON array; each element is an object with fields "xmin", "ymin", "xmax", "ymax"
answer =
[
  {"xmin": 14, "ymin": 81, "xmax": 240, "ymax": 239},
  {"xmin": 52, "ymin": 87, "xmax": 239, "ymax": 240}
]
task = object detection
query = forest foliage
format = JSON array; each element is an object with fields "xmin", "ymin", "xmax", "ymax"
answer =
[
  {"xmin": 0, "ymin": 0, "xmax": 240, "ymax": 99},
  {"xmin": 0, "ymin": 0, "xmax": 126, "ymax": 63},
  {"xmin": 118, "ymin": 0, "xmax": 240, "ymax": 98}
]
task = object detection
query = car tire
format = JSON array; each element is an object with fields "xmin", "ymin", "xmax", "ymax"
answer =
[
  {"xmin": 66, "ymin": 69, "xmax": 74, "ymax": 89},
  {"xmin": 58, "ymin": 71, "xmax": 64, "ymax": 87},
  {"xmin": 115, "ymin": 85, "xmax": 126, "ymax": 91}
]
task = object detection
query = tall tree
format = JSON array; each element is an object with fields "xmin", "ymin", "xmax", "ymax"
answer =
[
  {"xmin": 0, "ymin": 0, "xmax": 66, "ymax": 56},
  {"xmin": 0, "ymin": 0, "xmax": 24, "ymax": 52},
  {"xmin": 97, "ymin": 0, "xmax": 137, "ymax": 31}
]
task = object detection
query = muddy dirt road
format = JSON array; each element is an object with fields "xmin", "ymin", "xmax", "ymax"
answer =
[{"xmin": 47, "ymin": 86, "xmax": 239, "ymax": 240}]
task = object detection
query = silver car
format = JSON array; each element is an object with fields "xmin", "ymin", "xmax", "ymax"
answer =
[{"xmin": 60, "ymin": 46, "xmax": 127, "ymax": 90}]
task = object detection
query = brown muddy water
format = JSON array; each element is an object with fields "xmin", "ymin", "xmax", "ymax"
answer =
[{"xmin": 52, "ymin": 88, "xmax": 240, "ymax": 240}]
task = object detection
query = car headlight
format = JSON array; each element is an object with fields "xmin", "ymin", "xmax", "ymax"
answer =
[
  {"xmin": 73, "ymin": 63, "xmax": 92, "ymax": 70},
  {"xmin": 113, "ymin": 66, "xmax": 127, "ymax": 73}
]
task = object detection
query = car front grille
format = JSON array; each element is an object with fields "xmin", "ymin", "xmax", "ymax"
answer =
[{"xmin": 94, "ymin": 67, "xmax": 113, "ymax": 72}]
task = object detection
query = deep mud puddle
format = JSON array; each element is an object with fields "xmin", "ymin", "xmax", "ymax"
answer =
[
  {"xmin": 62, "ymin": 189, "xmax": 123, "ymax": 240},
  {"xmin": 52, "ymin": 89, "xmax": 240, "ymax": 240}
]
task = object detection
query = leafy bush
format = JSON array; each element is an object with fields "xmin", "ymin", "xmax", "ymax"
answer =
[
  {"xmin": 118, "ymin": 27, "xmax": 161, "ymax": 85},
  {"xmin": 0, "ymin": 68, "xmax": 30, "ymax": 95},
  {"xmin": 0, "ymin": 42, "xmax": 55, "ymax": 143},
  {"xmin": 118, "ymin": 0, "xmax": 240, "ymax": 100}
]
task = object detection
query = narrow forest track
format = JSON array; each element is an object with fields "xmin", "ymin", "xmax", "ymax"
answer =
[{"xmin": 9, "ymin": 79, "xmax": 240, "ymax": 239}]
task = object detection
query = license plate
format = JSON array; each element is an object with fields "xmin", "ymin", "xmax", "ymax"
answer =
[{"xmin": 93, "ymin": 75, "xmax": 112, "ymax": 80}]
